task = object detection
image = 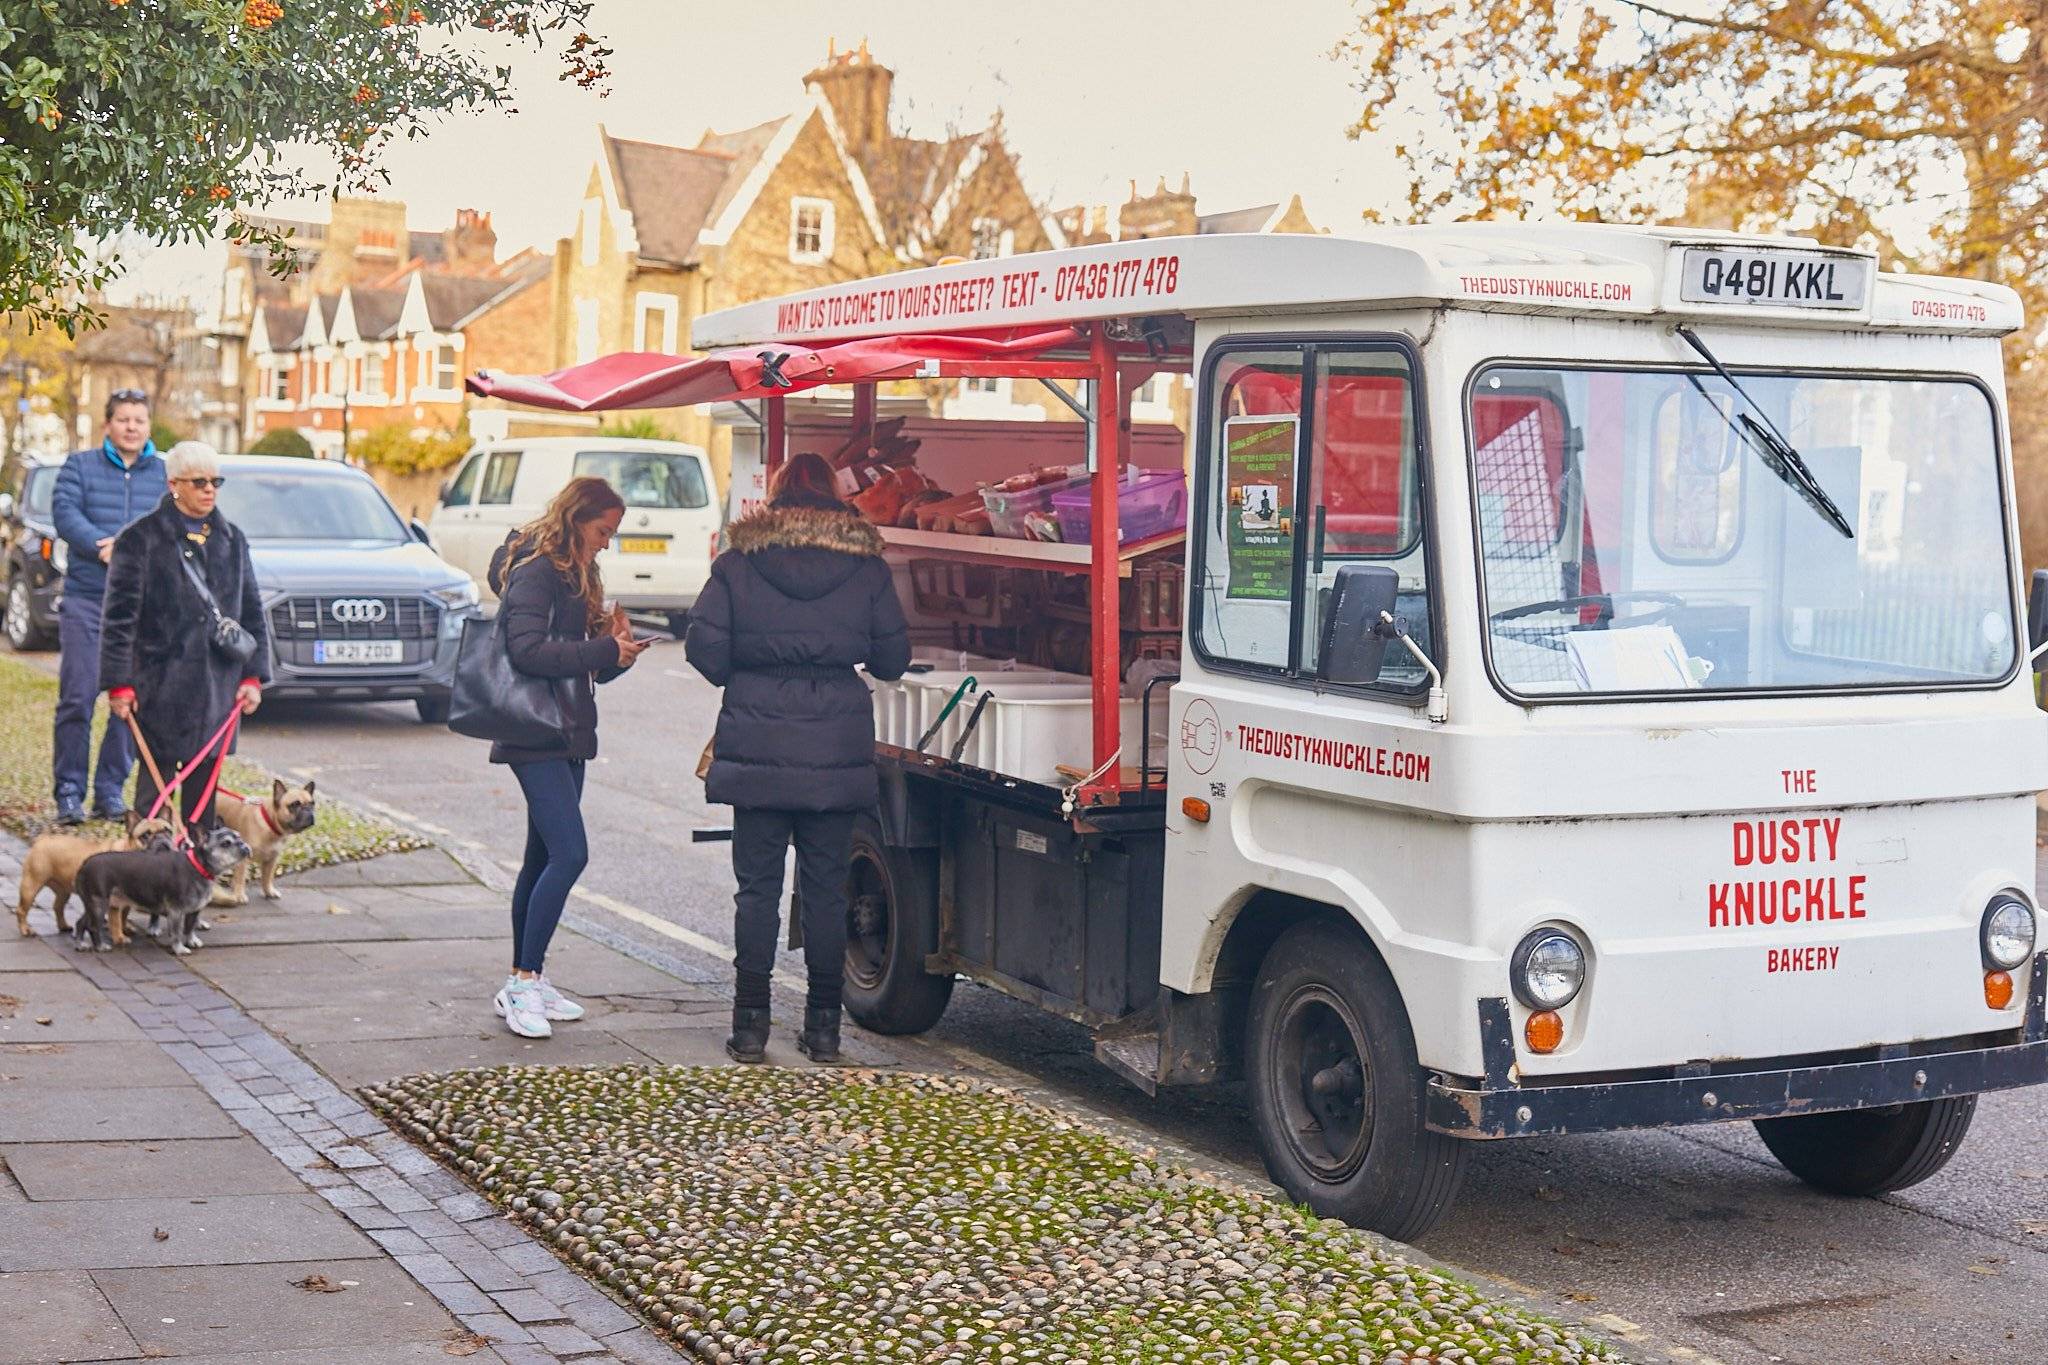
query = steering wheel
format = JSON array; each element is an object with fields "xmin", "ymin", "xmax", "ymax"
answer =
[{"xmin": 1491, "ymin": 591, "xmax": 1685, "ymax": 643}]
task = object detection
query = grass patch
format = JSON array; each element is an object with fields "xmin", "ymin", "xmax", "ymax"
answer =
[
  {"xmin": 0, "ymin": 651, "xmax": 427, "ymax": 873},
  {"xmin": 367, "ymin": 1065, "xmax": 1618, "ymax": 1364}
]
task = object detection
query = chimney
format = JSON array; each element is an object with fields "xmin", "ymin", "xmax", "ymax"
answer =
[
  {"xmin": 805, "ymin": 38, "xmax": 893, "ymax": 154},
  {"xmin": 443, "ymin": 208, "xmax": 499, "ymax": 274},
  {"xmin": 1117, "ymin": 174, "xmax": 1198, "ymax": 241}
]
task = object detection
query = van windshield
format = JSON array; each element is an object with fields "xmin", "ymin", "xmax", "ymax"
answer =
[
  {"xmin": 573, "ymin": 450, "xmax": 708, "ymax": 509},
  {"xmin": 1469, "ymin": 365, "xmax": 2014, "ymax": 697}
]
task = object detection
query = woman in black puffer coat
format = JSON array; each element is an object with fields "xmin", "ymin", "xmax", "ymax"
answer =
[{"xmin": 686, "ymin": 452, "xmax": 910, "ymax": 1064}]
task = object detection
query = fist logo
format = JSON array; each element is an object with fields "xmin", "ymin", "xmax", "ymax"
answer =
[{"xmin": 1180, "ymin": 698, "xmax": 1222, "ymax": 775}]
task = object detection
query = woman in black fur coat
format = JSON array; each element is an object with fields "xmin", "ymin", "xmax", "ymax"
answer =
[
  {"xmin": 686, "ymin": 451, "xmax": 911, "ymax": 1065},
  {"xmin": 100, "ymin": 441, "xmax": 270, "ymax": 832}
]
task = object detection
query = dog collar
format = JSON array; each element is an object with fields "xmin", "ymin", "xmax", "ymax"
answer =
[
  {"xmin": 259, "ymin": 805, "xmax": 284, "ymax": 837},
  {"xmin": 183, "ymin": 846, "xmax": 211, "ymax": 880}
]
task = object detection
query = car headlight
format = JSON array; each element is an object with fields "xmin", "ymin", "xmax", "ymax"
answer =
[
  {"xmin": 430, "ymin": 580, "xmax": 479, "ymax": 611},
  {"xmin": 1981, "ymin": 896, "xmax": 2037, "ymax": 972},
  {"xmin": 1510, "ymin": 928, "xmax": 1586, "ymax": 1010}
]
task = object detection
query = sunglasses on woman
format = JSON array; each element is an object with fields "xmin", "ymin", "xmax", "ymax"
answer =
[{"xmin": 175, "ymin": 476, "xmax": 228, "ymax": 489}]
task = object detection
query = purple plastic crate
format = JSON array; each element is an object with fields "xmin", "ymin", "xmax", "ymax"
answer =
[
  {"xmin": 1050, "ymin": 468, "xmax": 1187, "ymax": 545},
  {"xmin": 980, "ymin": 471, "xmax": 1087, "ymax": 540}
]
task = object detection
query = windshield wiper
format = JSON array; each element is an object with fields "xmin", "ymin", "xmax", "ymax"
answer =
[{"xmin": 1675, "ymin": 325, "xmax": 1855, "ymax": 540}]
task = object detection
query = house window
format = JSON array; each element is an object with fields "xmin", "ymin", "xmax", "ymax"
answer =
[
  {"xmin": 964, "ymin": 376, "xmax": 1002, "ymax": 396},
  {"xmin": 580, "ymin": 197, "xmax": 602, "ymax": 267},
  {"xmin": 789, "ymin": 198, "xmax": 834, "ymax": 264},
  {"xmin": 633, "ymin": 293, "xmax": 679, "ymax": 353},
  {"xmin": 575, "ymin": 299, "xmax": 600, "ymax": 365},
  {"xmin": 268, "ymin": 364, "xmax": 289, "ymax": 402},
  {"xmin": 969, "ymin": 218, "xmax": 1011, "ymax": 260},
  {"xmin": 433, "ymin": 344, "xmax": 458, "ymax": 390},
  {"xmin": 361, "ymin": 351, "xmax": 385, "ymax": 397}
]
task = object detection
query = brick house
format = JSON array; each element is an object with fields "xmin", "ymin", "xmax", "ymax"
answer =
[{"xmin": 554, "ymin": 41, "xmax": 1066, "ymax": 488}]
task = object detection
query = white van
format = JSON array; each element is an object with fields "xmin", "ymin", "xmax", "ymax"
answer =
[{"xmin": 429, "ymin": 437, "xmax": 721, "ymax": 630}]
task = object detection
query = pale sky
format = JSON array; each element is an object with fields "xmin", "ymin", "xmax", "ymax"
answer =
[{"xmin": 118, "ymin": 0, "xmax": 1405, "ymax": 317}]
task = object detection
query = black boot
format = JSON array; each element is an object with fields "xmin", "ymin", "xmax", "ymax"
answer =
[
  {"xmin": 796, "ymin": 1006, "xmax": 842, "ymax": 1064},
  {"xmin": 725, "ymin": 1006, "xmax": 769, "ymax": 1064}
]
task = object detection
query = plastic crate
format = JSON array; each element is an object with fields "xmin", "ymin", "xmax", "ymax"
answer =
[
  {"xmin": 1049, "ymin": 468, "xmax": 1187, "ymax": 545},
  {"xmin": 981, "ymin": 472, "xmax": 1088, "ymax": 540}
]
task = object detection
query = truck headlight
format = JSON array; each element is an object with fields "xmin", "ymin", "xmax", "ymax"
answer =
[
  {"xmin": 1511, "ymin": 928, "xmax": 1586, "ymax": 1011},
  {"xmin": 1981, "ymin": 896, "xmax": 2036, "ymax": 971}
]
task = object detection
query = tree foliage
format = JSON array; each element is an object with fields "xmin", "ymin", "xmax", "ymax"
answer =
[
  {"xmin": 350, "ymin": 419, "xmax": 468, "ymax": 474},
  {"xmin": 1341, "ymin": 0, "xmax": 2048, "ymax": 563},
  {"xmin": 0, "ymin": 0, "xmax": 610, "ymax": 332},
  {"xmin": 247, "ymin": 426, "xmax": 313, "ymax": 457},
  {"xmin": 597, "ymin": 414, "xmax": 677, "ymax": 441}
]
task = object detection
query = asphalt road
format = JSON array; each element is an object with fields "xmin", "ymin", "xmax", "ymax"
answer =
[{"xmin": 41, "ymin": 644, "xmax": 2044, "ymax": 1365}]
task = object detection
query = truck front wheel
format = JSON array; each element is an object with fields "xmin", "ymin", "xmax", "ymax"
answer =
[
  {"xmin": 841, "ymin": 815, "xmax": 954, "ymax": 1035},
  {"xmin": 1244, "ymin": 919, "xmax": 1468, "ymax": 1242},
  {"xmin": 1753, "ymin": 1096, "xmax": 1976, "ymax": 1195}
]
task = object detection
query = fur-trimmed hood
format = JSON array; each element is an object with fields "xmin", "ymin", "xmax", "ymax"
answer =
[{"xmin": 725, "ymin": 502, "xmax": 884, "ymax": 558}]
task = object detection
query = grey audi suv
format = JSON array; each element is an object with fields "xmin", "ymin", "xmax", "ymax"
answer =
[{"xmin": 217, "ymin": 454, "xmax": 481, "ymax": 723}]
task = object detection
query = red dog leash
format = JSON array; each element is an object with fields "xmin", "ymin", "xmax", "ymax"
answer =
[{"xmin": 129, "ymin": 708, "xmax": 242, "ymax": 848}]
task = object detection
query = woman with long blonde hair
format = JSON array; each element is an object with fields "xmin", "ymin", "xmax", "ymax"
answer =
[{"xmin": 485, "ymin": 476, "xmax": 651, "ymax": 1038}]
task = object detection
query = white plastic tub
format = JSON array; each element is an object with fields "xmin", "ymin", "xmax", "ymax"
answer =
[{"xmin": 869, "ymin": 660, "xmax": 1075, "ymax": 750}]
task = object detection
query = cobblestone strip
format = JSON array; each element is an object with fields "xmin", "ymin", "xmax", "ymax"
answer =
[{"xmin": 0, "ymin": 836, "xmax": 677, "ymax": 1365}]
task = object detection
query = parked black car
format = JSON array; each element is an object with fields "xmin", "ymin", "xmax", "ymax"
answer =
[
  {"xmin": 214, "ymin": 455, "xmax": 482, "ymax": 723},
  {"xmin": 1, "ymin": 456, "xmax": 64, "ymax": 651}
]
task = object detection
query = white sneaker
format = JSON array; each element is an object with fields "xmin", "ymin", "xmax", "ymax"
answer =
[
  {"xmin": 536, "ymin": 976, "xmax": 586, "ymax": 1022},
  {"xmin": 495, "ymin": 976, "xmax": 552, "ymax": 1038}
]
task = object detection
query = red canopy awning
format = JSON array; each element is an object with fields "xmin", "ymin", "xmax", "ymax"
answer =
[{"xmin": 465, "ymin": 327, "xmax": 1083, "ymax": 413}]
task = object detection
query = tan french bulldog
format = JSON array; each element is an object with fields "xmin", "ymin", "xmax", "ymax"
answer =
[
  {"xmin": 212, "ymin": 779, "xmax": 316, "ymax": 905},
  {"xmin": 16, "ymin": 813, "xmax": 177, "ymax": 939}
]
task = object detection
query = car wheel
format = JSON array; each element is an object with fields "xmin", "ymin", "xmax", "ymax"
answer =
[
  {"xmin": 840, "ymin": 813, "xmax": 954, "ymax": 1035},
  {"xmin": 1244, "ymin": 918, "xmax": 1469, "ymax": 1241},
  {"xmin": 1753, "ymin": 1096, "xmax": 1977, "ymax": 1195},
  {"xmin": 415, "ymin": 694, "xmax": 452, "ymax": 725},
  {"xmin": 4, "ymin": 573, "xmax": 50, "ymax": 652}
]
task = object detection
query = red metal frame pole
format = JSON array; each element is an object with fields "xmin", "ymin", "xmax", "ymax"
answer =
[
  {"xmin": 1087, "ymin": 325, "xmax": 1122, "ymax": 803},
  {"xmin": 764, "ymin": 395, "xmax": 787, "ymax": 477}
]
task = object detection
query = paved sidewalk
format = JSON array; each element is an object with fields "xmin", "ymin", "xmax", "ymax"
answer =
[{"xmin": 1, "ymin": 836, "xmax": 710, "ymax": 1364}]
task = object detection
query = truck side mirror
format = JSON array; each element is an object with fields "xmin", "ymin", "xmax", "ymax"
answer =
[
  {"xmin": 2029, "ymin": 570, "xmax": 2048, "ymax": 671},
  {"xmin": 1318, "ymin": 564, "xmax": 1401, "ymax": 685}
]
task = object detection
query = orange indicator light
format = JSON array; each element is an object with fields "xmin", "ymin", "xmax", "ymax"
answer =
[
  {"xmin": 1180, "ymin": 797, "xmax": 1211, "ymax": 824},
  {"xmin": 1524, "ymin": 1009, "xmax": 1564, "ymax": 1054},
  {"xmin": 1985, "ymin": 971, "xmax": 2014, "ymax": 1010}
]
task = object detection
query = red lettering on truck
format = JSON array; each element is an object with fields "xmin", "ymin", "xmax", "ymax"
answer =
[{"xmin": 1233, "ymin": 724, "xmax": 1430, "ymax": 783}]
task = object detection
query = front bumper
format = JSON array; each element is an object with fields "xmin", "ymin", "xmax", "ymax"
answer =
[
  {"xmin": 263, "ymin": 611, "xmax": 469, "ymax": 702},
  {"xmin": 1427, "ymin": 951, "xmax": 2048, "ymax": 1138}
]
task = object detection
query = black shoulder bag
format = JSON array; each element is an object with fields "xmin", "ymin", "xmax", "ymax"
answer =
[
  {"xmin": 447, "ymin": 595, "xmax": 572, "ymax": 751},
  {"xmin": 176, "ymin": 544, "xmax": 260, "ymax": 667}
]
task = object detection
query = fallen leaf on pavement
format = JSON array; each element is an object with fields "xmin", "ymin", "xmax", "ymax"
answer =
[
  {"xmin": 1966, "ymin": 1264, "xmax": 2001, "ymax": 1275},
  {"xmin": 1552, "ymin": 1243, "xmax": 1582, "ymax": 1257},
  {"xmin": 152, "ymin": 1227, "xmax": 169, "ymax": 1242},
  {"xmin": 324, "ymin": 903, "xmax": 351, "ymax": 916},
  {"xmin": 0, "ymin": 995, "xmax": 20, "ymax": 1018},
  {"xmin": 33, "ymin": 1016, "xmax": 51, "ymax": 1026},
  {"xmin": 2019, "ymin": 1221, "xmax": 2048, "ymax": 1236},
  {"xmin": 1532, "ymin": 1186, "xmax": 1566, "ymax": 1202},
  {"xmin": 444, "ymin": 1333, "xmax": 491, "ymax": 1356},
  {"xmin": 2018, "ymin": 1170, "xmax": 2048, "ymax": 1180},
  {"xmin": 291, "ymin": 1273, "xmax": 346, "ymax": 1293},
  {"xmin": 1564, "ymin": 1290, "xmax": 1597, "ymax": 1302}
]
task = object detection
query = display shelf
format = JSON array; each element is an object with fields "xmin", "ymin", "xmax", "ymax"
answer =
[{"xmin": 879, "ymin": 525, "xmax": 1183, "ymax": 577}]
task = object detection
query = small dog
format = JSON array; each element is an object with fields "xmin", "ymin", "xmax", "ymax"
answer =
[
  {"xmin": 15, "ymin": 813, "xmax": 177, "ymax": 939},
  {"xmin": 72, "ymin": 826, "xmax": 250, "ymax": 955},
  {"xmin": 213, "ymin": 779, "xmax": 317, "ymax": 905}
]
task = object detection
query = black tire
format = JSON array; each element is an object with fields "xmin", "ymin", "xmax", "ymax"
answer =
[
  {"xmin": 4, "ymin": 572, "xmax": 51, "ymax": 652},
  {"xmin": 1244, "ymin": 918, "xmax": 1469, "ymax": 1241},
  {"xmin": 414, "ymin": 694, "xmax": 452, "ymax": 725},
  {"xmin": 1753, "ymin": 1096, "xmax": 1977, "ymax": 1195},
  {"xmin": 840, "ymin": 813, "xmax": 954, "ymax": 1035}
]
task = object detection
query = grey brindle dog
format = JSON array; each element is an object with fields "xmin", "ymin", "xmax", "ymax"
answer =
[{"xmin": 72, "ymin": 826, "xmax": 250, "ymax": 954}]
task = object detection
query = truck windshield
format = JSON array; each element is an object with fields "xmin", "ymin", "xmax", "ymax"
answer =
[{"xmin": 1469, "ymin": 365, "xmax": 2014, "ymax": 697}]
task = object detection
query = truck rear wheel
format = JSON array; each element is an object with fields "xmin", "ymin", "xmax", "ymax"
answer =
[
  {"xmin": 841, "ymin": 815, "xmax": 954, "ymax": 1035},
  {"xmin": 1753, "ymin": 1096, "xmax": 1976, "ymax": 1195},
  {"xmin": 1245, "ymin": 919, "xmax": 1468, "ymax": 1242}
]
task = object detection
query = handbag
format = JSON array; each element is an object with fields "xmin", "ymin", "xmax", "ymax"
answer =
[
  {"xmin": 447, "ymin": 606, "xmax": 572, "ymax": 750},
  {"xmin": 176, "ymin": 545, "xmax": 259, "ymax": 667}
]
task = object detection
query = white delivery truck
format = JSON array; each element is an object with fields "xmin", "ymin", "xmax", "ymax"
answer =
[{"xmin": 476, "ymin": 226, "xmax": 2048, "ymax": 1240}]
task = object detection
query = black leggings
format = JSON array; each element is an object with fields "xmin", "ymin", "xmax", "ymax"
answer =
[
  {"xmin": 730, "ymin": 807, "xmax": 855, "ymax": 1012},
  {"xmin": 510, "ymin": 759, "xmax": 587, "ymax": 974}
]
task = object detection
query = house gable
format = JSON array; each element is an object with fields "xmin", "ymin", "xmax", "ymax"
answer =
[{"xmin": 700, "ymin": 95, "xmax": 887, "ymax": 261}]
